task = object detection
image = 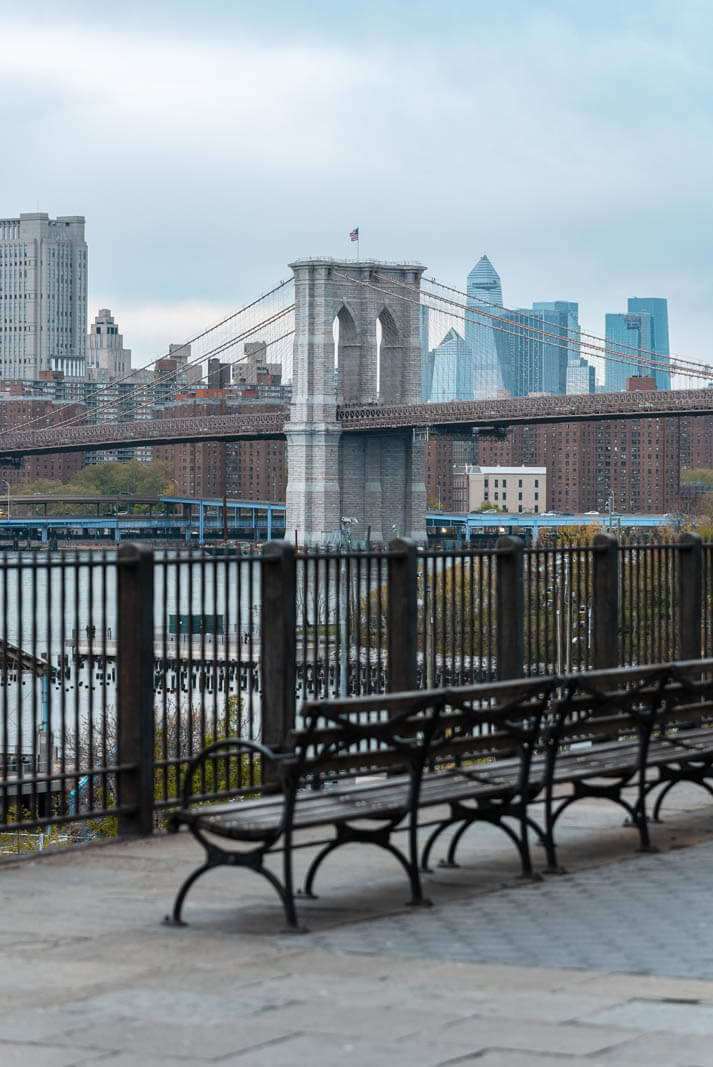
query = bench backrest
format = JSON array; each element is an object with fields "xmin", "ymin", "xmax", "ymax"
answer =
[
  {"xmin": 291, "ymin": 660, "xmax": 713, "ymax": 791},
  {"xmin": 290, "ymin": 677, "xmax": 563, "ymax": 791}
]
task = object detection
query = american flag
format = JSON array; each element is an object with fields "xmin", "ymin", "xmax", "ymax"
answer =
[{"xmin": 349, "ymin": 227, "xmax": 359, "ymax": 242}]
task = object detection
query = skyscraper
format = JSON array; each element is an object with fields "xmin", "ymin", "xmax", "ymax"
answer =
[
  {"xmin": 465, "ymin": 255, "xmax": 513, "ymax": 398},
  {"xmin": 566, "ymin": 356, "xmax": 595, "ymax": 394},
  {"xmin": 0, "ymin": 212, "xmax": 88, "ymax": 379},
  {"xmin": 504, "ymin": 300, "xmax": 581, "ymax": 397},
  {"xmin": 87, "ymin": 309, "xmax": 131, "ymax": 382},
  {"xmin": 428, "ymin": 327, "xmax": 473, "ymax": 402},
  {"xmin": 627, "ymin": 297, "xmax": 671, "ymax": 390},
  {"xmin": 532, "ymin": 300, "xmax": 580, "ymax": 395},
  {"xmin": 605, "ymin": 310, "xmax": 653, "ymax": 392},
  {"xmin": 604, "ymin": 297, "xmax": 671, "ymax": 392}
]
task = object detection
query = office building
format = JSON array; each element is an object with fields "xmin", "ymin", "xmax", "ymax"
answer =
[
  {"xmin": 627, "ymin": 297, "xmax": 671, "ymax": 390},
  {"xmin": 465, "ymin": 256, "xmax": 513, "ymax": 398},
  {"xmin": 428, "ymin": 328, "xmax": 473, "ymax": 402},
  {"xmin": 0, "ymin": 212, "xmax": 87, "ymax": 379},
  {"xmin": 566, "ymin": 355, "xmax": 595, "ymax": 394},
  {"xmin": 504, "ymin": 301, "xmax": 580, "ymax": 398},
  {"xmin": 531, "ymin": 300, "xmax": 580, "ymax": 395},
  {"xmin": 87, "ymin": 309, "xmax": 131, "ymax": 382},
  {"xmin": 605, "ymin": 298, "xmax": 670, "ymax": 392}
]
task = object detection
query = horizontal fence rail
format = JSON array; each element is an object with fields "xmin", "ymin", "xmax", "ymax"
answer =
[{"xmin": 0, "ymin": 531, "xmax": 707, "ymax": 846}]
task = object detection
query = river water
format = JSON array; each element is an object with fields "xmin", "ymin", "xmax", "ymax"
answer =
[{"xmin": 0, "ymin": 551, "xmax": 263, "ymax": 756}]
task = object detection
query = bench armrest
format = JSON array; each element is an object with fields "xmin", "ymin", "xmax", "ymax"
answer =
[{"xmin": 179, "ymin": 737, "xmax": 285, "ymax": 807}]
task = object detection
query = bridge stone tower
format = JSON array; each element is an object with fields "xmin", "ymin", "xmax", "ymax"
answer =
[{"xmin": 286, "ymin": 259, "xmax": 427, "ymax": 545}]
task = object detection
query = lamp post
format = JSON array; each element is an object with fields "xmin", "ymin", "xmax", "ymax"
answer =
[{"xmin": 339, "ymin": 517, "xmax": 358, "ymax": 697}]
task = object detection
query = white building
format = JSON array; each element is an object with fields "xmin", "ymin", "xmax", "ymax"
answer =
[
  {"xmin": 0, "ymin": 213, "xmax": 88, "ymax": 379},
  {"xmin": 87, "ymin": 309, "xmax": 131, "ymax": 382},
  {"xmin": 453, "ymin": 465, "xmax": 546, "ymax": 514}
]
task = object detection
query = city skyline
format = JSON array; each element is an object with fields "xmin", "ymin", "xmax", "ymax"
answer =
[{"xmin": 0, "ymin": 1, "xmax": 709, "ymax": 376}]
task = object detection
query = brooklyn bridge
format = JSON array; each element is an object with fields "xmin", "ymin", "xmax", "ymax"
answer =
[
  {"xmin": 1, "ymin": 385, "xmax": 713, "ymax": 460},
  {"xmin": 1, "ymin": 257, "xmax": 712, "ymax": 544}
]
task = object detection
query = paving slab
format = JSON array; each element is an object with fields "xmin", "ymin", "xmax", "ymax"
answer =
[{"xmin": 0, "ymin": 784, "xmax": 712, "ymax": 1064}]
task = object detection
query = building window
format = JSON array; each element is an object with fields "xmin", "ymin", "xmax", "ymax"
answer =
[
  {"xmin": 534, "ymin": 492, "xmax": 539, "ymax": 501},
  {"xmin": 534, "ymin": 479, "xmax": 539, "ymax": 488}
]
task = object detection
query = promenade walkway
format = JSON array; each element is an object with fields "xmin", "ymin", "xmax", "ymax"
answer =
[{"xmin": 3, "ymin": 786, "xmax": 713, "ymax": 1065}]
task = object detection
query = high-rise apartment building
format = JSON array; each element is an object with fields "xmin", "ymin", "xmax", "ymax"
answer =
[
  {"xmin": 87, "ymin": 309, "xmax": 131, "ymax": 382},
  {"xmin": 0, "ymin": 213, "xmax": 87, "ymax": 380},
  {"xmin": 605, "ymin": 298, "xmax": 670, "ymax": 392}
]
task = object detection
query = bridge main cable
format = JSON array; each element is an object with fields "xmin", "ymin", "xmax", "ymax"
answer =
[{"xmin": 341, "ymin": 269, "xmax": 713, "ymax": 383}]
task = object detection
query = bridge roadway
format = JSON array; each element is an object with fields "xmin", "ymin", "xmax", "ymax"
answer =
[{"xmin": 1, "ymin": 387, "xmax": 713, "ymax": 459}]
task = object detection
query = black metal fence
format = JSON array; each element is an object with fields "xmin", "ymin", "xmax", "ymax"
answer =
[{"xmin": 0, "ymin": 531, "xmax": 709, "ymax": 846}]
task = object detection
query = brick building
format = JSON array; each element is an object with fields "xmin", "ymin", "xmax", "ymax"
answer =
[{"xmin": 0, "ymin": 391, "xmax": 86, "ymax": 486}]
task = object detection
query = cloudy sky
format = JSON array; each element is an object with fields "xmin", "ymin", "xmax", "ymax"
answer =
[{"xmin": 2, "ymin": 0, "xmax": 711, "ymax": 381}]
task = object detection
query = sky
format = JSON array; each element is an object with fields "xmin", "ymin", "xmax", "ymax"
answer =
[{"xmin": 2, "ymin": 0, "xmax": 712, "ymax": 382}]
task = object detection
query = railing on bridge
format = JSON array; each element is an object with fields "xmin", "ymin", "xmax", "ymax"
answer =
[
  {"xmin": 0, "ymin": 532, "xmax": 709, "ymax": 846},
  {"xmin": 4, "ymin": 387, "xmax": 713, "ymax": 460}
]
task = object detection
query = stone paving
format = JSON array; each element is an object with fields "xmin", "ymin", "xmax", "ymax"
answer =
[{"xmin": 1, "ymin": 786, "xmax": 713, "ymax": 1064}]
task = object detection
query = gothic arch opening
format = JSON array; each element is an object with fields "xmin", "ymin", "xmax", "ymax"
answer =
[
  {"xmin": 332, "ymin": 304, "xmax": 358, "ymax": 402},
  {"xmin": 377, "ymin": 306, "xmax": 401, "ymax": 403}
]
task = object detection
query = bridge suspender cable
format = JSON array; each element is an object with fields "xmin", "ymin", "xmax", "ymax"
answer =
[
  {"xmin": 0, "ymin": 293, "xmax": 295, "ymax": 440},
  {"xmin": 333, "ymin": 270, "xmax": 712, "ymax": 384},
  {"xmin": 0, "ymin": 308, "xmax": 294, "ymax": 441},
  {"xmin": 376, "ymin": 272, "xmax": 712, "ymax": 382},
  {"xmin": 423, "ymin": 274, "xmax": 705, "ymax": 377}
]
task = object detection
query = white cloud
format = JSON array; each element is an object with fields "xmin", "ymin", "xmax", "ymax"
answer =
[{"xmin": 2, "ymin": 7, "xmax": 712, "ymax": 367}]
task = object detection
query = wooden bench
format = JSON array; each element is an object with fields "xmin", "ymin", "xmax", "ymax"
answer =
[
  {"xmin": 165, "ymin": 680, "xmax": 555, "ymax": 929},
  {"xmin": 166, "ymin": 659, "xmax": 713, "ymax": 930}
]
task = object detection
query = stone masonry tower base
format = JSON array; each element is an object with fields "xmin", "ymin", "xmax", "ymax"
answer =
[{"xmin": 286, "ymin": 259, "xmax": 427, "ymax": 546}]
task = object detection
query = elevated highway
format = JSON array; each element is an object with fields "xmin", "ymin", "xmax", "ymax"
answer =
[{"xmin": 1, "ymin": 388, "xmax": 713, "ymax": 461}]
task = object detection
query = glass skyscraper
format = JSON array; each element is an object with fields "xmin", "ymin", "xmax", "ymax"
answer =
[
  {"xmin": 532, "ymin": 301, "xmax": 580, "ymax": 395},
  {"xmin": 627, "ymin": 297, "xmax": 671, "ymax": 390},
  {"xmin": 503, "ymin": 300, "xmax": 580, "ymax": 397},
  {"xmin": 605, "ymin": 311, "xmax": 653, "ymax": 391},
  {"xmin": 465, "ymin": 255, "xmax": 513, "ymax": 398},
  {"xmin": 428, "ymin": 327, "xmax": 473, "ymax": 402},
  {"xmin": 605, "ymin": 297, "xmax": 670, "ymax": 391}
]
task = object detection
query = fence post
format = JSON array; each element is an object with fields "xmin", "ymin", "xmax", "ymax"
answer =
[
  {"xmin": 678, "ymin": 531, "xmax": 702, "ymax": 661},
  {"xmin": 388, "ymin": 537, "xmax": 418, "ymax": 692},
  {"xmin": 496, "ymin": 535, "xmax": 524, "ymax": 680},
  {"xmin": 261, "ymin": 540, "xmax": 296, "ymax": 750},
  {"xmin": 117, "ymin": 543, "xmax": 154, "ymax": 837},
  {"xmin": 592, "ymin": 533, "xmax": 619, "ymax": 669}
]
